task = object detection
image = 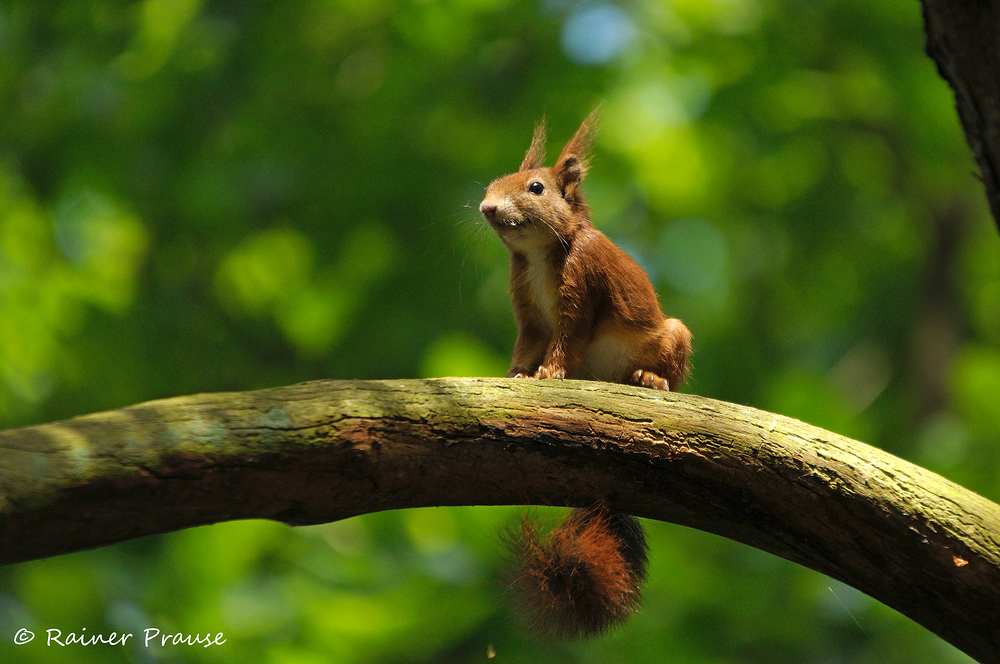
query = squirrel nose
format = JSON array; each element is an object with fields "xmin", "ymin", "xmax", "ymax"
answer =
[{"xmin": 480, "ymin": 202, "xmax": 497, "ymax": 218}]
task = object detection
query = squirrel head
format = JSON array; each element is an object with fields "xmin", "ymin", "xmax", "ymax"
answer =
[{"xmin": 480, "ymin": 109, "xmax": 600, "ymax": 253}]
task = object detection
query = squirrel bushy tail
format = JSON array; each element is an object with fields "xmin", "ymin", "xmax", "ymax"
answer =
[{"xmin": 506, "ymin": 504, "xmax": 649, "ymax": 638}]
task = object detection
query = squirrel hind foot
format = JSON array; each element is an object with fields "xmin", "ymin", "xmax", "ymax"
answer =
[
  {"xmin": 505, "ymin": 505, "xmax": 649, "ymax": 639},
  {"xmin": 631, "ymin": 369, "xmax": 669, "ymax": 391}
]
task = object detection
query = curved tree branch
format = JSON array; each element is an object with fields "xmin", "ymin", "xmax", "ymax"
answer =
[{"xmin": 1, "ymin": 378, "xmax": 998, "ymax": 661}]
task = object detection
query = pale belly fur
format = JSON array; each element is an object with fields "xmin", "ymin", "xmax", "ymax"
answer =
[
  {"xmin": 525, "ymin": 253, "xmax": 560, "ymax": 330},
  {"xmin": 575, "ymin": 333, "xmax": 634, "ymax": 383}
]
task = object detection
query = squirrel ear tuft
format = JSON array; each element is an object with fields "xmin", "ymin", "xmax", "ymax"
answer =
[
  {"xmin": 555, "ymin": 107, "xmax": 600, "ymax": 201},
  {"xmin": 519, "ymin": 119, "xmax": 547, "ymax": 171}
]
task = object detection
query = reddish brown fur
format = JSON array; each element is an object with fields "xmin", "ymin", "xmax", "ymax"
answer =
[
  {"xmin": 506, "ymin": 506, "xmax": 648, "ymax": 638},
  {"xmin": 480, "ymin": 109, "xmax": 692, "ymax": 391}
]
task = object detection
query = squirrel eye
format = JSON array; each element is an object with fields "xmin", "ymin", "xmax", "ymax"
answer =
[{"xmin": 528, "ymin": 181, "xmax": 544, "ymax": 195}]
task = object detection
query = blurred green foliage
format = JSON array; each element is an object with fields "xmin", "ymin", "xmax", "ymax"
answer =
[{"xmin": 0, "ymin": 0, "xmax": 995, "ymax": 661}]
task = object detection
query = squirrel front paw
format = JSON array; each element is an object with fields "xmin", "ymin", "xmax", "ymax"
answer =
[{"xmin": 535, "ymin": 365, "xmax": 566, "ymax": 380}]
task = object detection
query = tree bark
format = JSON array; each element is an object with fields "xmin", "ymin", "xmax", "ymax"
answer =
[
  {"xmin": 1, "ymin": 377, "xmax": 998, "ymax": 661},
  {"xmin": 921, "ymin": 0, "xmax": 1000, "ymax": 233}
]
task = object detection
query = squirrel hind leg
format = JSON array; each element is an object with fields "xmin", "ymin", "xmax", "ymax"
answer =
[
  {"xmin": 505, "ymin": 505, "xmax": 648, "ymax": 639},
  {"xmin": 660, "ymin": 318, "xmax": 693, "ymax": 390},
  {"xmin": 632, "ymin": 318, "xmax": 692, "ymax": 391}
]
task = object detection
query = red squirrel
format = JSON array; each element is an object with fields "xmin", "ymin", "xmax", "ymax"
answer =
[{"xmin": 480, "ymin": 110, "xmax": 692, "ymax": 637}]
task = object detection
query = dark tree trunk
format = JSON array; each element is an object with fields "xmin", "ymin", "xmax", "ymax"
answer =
[{"xmin": 922, "ymin": 0, "xmax": 1000, "ymax": 233}]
